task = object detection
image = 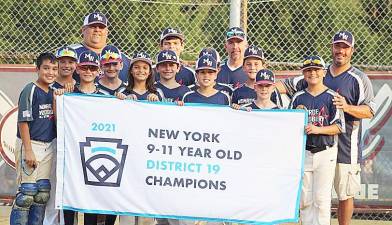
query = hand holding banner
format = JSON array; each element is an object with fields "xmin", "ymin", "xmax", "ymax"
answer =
[{"xmin": 55, "ymin": 94, "xmax": 307, "ymax": 224}]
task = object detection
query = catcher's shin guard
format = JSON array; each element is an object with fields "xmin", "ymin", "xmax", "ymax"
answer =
[
  {"xmin": 28, "ymin": 179, "xmax": 51, "ymax": 225},
  {"xmin": 10, "ymin": 183, "xmax": 38, "ymax": 225}
]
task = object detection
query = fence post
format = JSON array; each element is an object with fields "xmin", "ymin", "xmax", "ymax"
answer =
[
  {"xmin": 241, "ymin": 0, "xmax": 248, "ymax": 33},
  {"xmin": 229, "ymin": 0, "xmax": 241, "ymax": 28}
]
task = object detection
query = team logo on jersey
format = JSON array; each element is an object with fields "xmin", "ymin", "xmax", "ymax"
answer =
[
  {"xmin": 308, "ymin": 106, "xmax": 329, "ymax": 126},
  {"xmin": 80, "ymin": 137, "xmax": 128, "ymax": 187}
]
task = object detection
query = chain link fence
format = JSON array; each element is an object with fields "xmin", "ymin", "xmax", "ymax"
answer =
[
  {"xmin": 0, "ymin": 0, "xmax": 392, "ymax": 70},
  {"xmin": 0, "ymin": 0, "xmax": 391, "ymax": 222}
]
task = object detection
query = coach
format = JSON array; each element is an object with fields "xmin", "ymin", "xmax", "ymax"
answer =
[
  {"xmin": 216, "ymin": 27, "xmax": 248, "ymax": 89},
  {"xmin": 277, "ymin": 31, "xmax": 375, "ymax": 225},
  {"xmin": 71, "ymin": 12, "xmax": 130, "ymax": 83}
]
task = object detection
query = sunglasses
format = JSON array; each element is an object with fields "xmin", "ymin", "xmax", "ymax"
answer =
[
  {"xmin": 58, "ymin": 49, "xmax": 77, "ymax": 58},
  {"xmin": 79, "ymin": 65, "xmax": 99, "ymax": 72},
  {"xmin": 101, "ymin": 52, "xmax": 121, "ymax": 61},
  {"xmin": 226, "ymin": 30, "xmax": 245, "ymax": 39},
  {"xmin": 303, "ymin": 58, "xmax": 323, "ymax": 67}
]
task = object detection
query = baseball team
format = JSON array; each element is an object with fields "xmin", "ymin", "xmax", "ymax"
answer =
[{"xmin": 9, "ymin": 11, "xmax": 375, "ymax": 225}]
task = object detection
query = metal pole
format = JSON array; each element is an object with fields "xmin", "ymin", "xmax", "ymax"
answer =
[
  {"xmin": 241, "ymin": 0, "xmax": 248, "ymax": 33},
  {"xmin": 229, "ymin": 0, "xmax": 241, "ymax": 28}
]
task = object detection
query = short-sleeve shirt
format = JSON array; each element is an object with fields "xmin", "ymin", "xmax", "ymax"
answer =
[
  {"xmin": 283, "ymin": 66, "xmax": 376, "ymax": 163},
  {"xmin": 16, "ymin": 83, "xmax": 56, "ymax": 142},
  {"xmin": 216, "ymin": 62, "xmax": 247, "ymax": 89},
  {"xmin": 182, "ymin": 90, "xmax": 230, "ymax": 106},
  {"xmin": 155, "ymin": 82, "xmax": 190, "ymax": 102},
  {"xmin": 189, "ymin": 83, "xmax": 234, "ymax": 96},
  {"xmin": 289, "ymin": 89, "xmax": 345, "ymax": 149},
  {"xmin": 123, "ymin": 89, "xmax": 162, "ymax": 101},
  {"xmin": 231, "ymin": 84, "xmax": 283, "ymax": 108},
  {"xmin": 244, "ymin": 102, "xmax": 280, "ymax": 110},
  {"xmin": 70, "ymin": 43, "xmax": 131, "ymax": 83},
  {"xmin": 154, "ymin": 64, "xmax": 196, "ymax": 87},
  {"xmin": 97, "ymin": 81, "xmax": 127, "ymax": 96}
]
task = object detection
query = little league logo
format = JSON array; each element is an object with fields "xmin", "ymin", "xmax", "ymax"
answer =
[{"xmin": 80, "ymin": 137, "xmax": 128, "ymax": 187}]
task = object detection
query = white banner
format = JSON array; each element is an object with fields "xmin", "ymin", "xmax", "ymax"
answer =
[{"xmin": 55, "ymin": 94, "xmax": 307, "ymax": 224}]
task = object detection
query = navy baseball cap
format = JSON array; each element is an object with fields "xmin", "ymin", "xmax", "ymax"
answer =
[
  {"xmin": 55, "ymin": 46, "xmax": 77, "ymax": 60},
  {"xmin": 130, "ymin": 51, "xmax": 153, "ymax": 67},
  {"xmin": 302, "ymin": 56, "xmax": 326, "ymax": 70},
  {"xmin": 83, "ymin": 12, "xmax": 108, "ymax": 27},
  {"xmin": 195, "ymin": 55, "xmax": 218, "ymax": 72},
  {"xmin": 100, "ymin": 45, "xmax": 122, "ymax": 65},
  {"xmin": 332, "ymin": 31, "xmax": 354, "ymax": 47},
  {"xmin": 244, "ymin": 45, "xmax": 265, "ymax": 60},
  {"xmin": 160, "ymin": 27, "xmax": 184, "ymax": 44},
  {"xmin": 78, "ymin": 50, "xmax": 99, "ymax": 67},
  {"xmin": 226, "ymin": 27, "xmax": 246, "ymax": 41},
  {"xmin": 255, "ymin": 69, "xmax": 275, "ymax": 85},
  {"xmin": 198, "ymin": 48, "xmax": 221, "ymax": 66},
  {"xmin": 156, "ymin": 50, "xmax": 180, "ymax": 65}
]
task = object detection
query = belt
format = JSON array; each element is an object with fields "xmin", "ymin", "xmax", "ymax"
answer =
[{"xmin": 306, "ymin": 145, "xmax": 326, "ymax": 154}]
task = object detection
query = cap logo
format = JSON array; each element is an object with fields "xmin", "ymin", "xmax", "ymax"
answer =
[
  {"xmin": 137, "ymin": 52, "xmax": 147, "ymax": 58},
  {"xmin": 249, "ymin": 47, "xmax": 258, "ymax": 55},
  {"xmin": 168, "ymin": 28, "xmax": 178, "ymax": 34},
  {"xmin": 93, "ymin": 13, "xmax": 103, "ymax": 21},
  {"xmin": 203, "ymin": 58, "xmax": 213, "ymax": 66},
  {"xmin": 202, "ymin": 52, "xmax": 212, "ymax": 57},
  {"xmin": 162, "ymin": 52, "xmax": 176, "ymax": 60},
  {"xmin": 84, "ymin": 53, "xmax": 95, "ymax": 61},
  {"xmin": 338, "ymin": 32, "xmax": 348, "ymax": 40},
  {"xmin": 260, "ymin": 72, "xmax": 271, "ymax": 80}
]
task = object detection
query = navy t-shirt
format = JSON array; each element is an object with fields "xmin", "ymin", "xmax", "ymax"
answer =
[
  {"xmin": 97, "ymin": 81, "xmax": 127, "ymax": 96},
  {"xmin": 182, "ymin": 90, "xmax": 230, "ymax": 105},
  {"xmin": 289, "ymin": 89, "xmax": 345, "ymax": 149},
  {"xmin": 123, "ymin": 89, "xmax": 162, "ymax": 101},
  {"xmin": 232, "ymin": 84, "xmax": 283, "ymax": 108},
  {"xmin": 70, "ymin": 43, "xmax": 131, "ymax": 83},
  {"xmin": 189, "ymin": 83, "xmax": 233, "ymax": 96},
  {"xmin": 154, "ymin": 64, "xmax": 196, "ymax": 87},
  {"xmin": 245, "ymin": 102, "xmax": 280, "ymax": 110},
  {"xmin": 17, "ymin": 83, "xmax": 56, "ymax": 142},
  {"xmin": 216, "ymin": 62, "xmax": 247, "ymax": 89},
  {"xmin": 155, "ymin": 82, "xmax": 190, "ymax": 102}
]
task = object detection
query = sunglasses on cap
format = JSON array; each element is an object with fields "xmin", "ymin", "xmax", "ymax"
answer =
[
  {"xmin": 226, "ymin": 30, "xmax": 245, "ymax": 39},
  {"xmin": 79, "ymin": 65, "xmax": 99, "ymax": 72},
  {"xmin": 57, "ymin": 49, "xmax": 77, "ymax": 58},
  {"xmin": 101, "ymin": 52, "xmax": 121, "ymax": 61},
  {"xmin": 303, "ymin": 59, "xmax": 324, "ymax": 67}
]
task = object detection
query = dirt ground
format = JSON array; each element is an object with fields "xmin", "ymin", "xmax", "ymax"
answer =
[{"xmin": 1, "ymin": 206, "xmax": 391, "ymax": 225}]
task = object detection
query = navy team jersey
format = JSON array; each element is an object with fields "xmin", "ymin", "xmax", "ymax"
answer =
[
  {"xmin": 70, "ymin": 43, "xmax": 131, "ymax": 83},
  {"xmin": 123, "ymin": 89, "xmax": 162, "ymax": 101},
  {"xmin": 289, "ymin": 89, "xmax": 345, "ymax": 149},
  {"xmin": 284, "ymin": 66, "xmax": 375, "ymax": 163},
  {"xmin": 155, "ymin": 82, "xmax": 190, "ymax": 102},
  {"xmin": 154, "ymin": 64, "xmax": 196, "ymax": 87},
  {"xmin": 189, "ymin": 83, "xmax": 233, "ymax": 96},
  {"xmin": 50, "ymin": 81, "xmax": 64, "ymax": 90},
  {"xmin": 244, "ymin": 102, "xmax": 280, "ymax": 110},
  {"xmin": 182, "ymin": 90, "xmax": 230, "ymax": 105},
  {"xmin": 232, "ymin": 84, "xmax": 283, "ymax": 108},
  {"xmin": 16, "ymin": 83, "xmax": 56, "ymax": 142},
  {"xmin": 97, "ymin": 81, "xmax": 127, "ymax": 95},
  {"xmin": 73, "ymin": 85, "xmax": 102, "ymax": 94},
  {"xmin": 216, "ymin": 62, "xmax": 247, "ymax": 89}
]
